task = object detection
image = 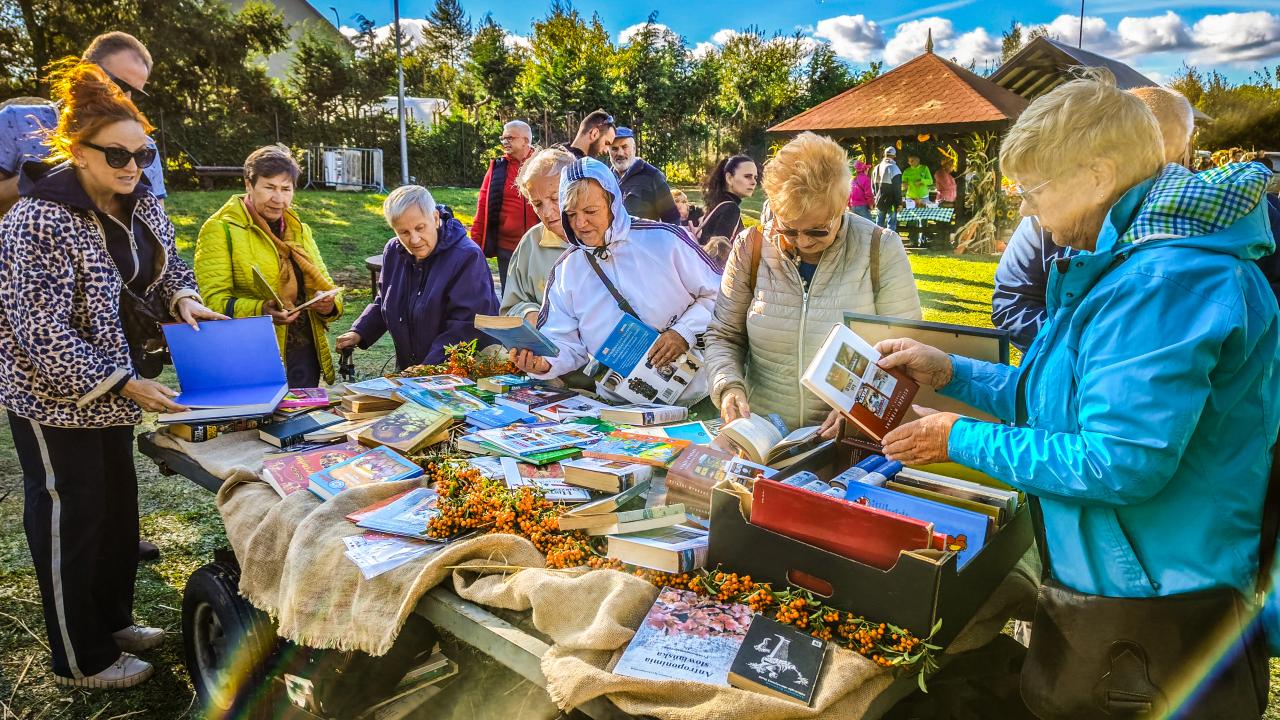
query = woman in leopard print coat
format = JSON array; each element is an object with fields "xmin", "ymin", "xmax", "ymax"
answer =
[{"xmin": 0, "ymin": 60, "xmax": 223, "ymax": 690}]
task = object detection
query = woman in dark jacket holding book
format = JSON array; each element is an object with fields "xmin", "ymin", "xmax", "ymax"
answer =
[
  {"xmin": 336, "ymin": 185, "xmax": 497, "ymax": 370},
  {"xmin": 0, "ymin": 60, "xmax": 222, "ymax": 689}
]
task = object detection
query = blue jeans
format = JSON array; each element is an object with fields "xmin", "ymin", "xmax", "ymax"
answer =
[
  {"xmin": 851, "ymin": 205, "xmax": 872, "ymax": 220},
  {"xmin": 876, "ymin": 207, "xmax": 897, "ymax": 231}
]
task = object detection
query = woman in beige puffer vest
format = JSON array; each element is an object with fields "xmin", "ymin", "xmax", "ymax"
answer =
[{"xmin": 704, "ymin": 133, "xmax": 922, "ymax": 432}]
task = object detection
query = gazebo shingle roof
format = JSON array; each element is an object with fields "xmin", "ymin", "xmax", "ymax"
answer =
[{"xmin": 769, "ymin": 51, "xmax": 1029, "ymax": 138}]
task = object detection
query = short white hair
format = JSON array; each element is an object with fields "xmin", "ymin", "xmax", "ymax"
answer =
[
  {"xmin": 383, "ymin": 185, "xmax": 437, "ymax": 227},
  {"xmin": 503, "ymin": 120, "xmax": 532, "ymax": 139},
  {"xmin": 516, "ymin": 147, "xmax": 575, "ymax": 200}
]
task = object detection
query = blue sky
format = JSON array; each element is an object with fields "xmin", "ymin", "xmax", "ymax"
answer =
[{"xmin": 325, "ymin": 0, "xmax": 1280, "ymax": 83}]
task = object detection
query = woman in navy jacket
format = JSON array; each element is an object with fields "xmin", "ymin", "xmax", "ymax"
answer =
[{"xmin": 337, "ymin": 185, "xmax": 497, "ymax": 369}]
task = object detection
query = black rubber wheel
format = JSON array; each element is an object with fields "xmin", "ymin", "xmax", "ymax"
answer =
[{"xmin": 182, "ymin": 560, "xmax": 279, "ymax": 719}]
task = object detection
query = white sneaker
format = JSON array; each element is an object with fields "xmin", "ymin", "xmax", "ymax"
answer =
[
  {"xmin": 53, "ymin": 652, "xmax": 154, "ymax": 689},
  {"xmin": 111, "ymin": 625, "xmax": 165, "ymax": 653}
]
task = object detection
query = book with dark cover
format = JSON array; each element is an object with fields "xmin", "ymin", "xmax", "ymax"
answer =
[
  {"xmin": 474, "ymin": 315, "xmax": 561, "ymax": 356},
  {"xmin": 728, "ymin": 615, "xmax": 827, "ymax": 705},
  {"xmin": 800, "ymin": 324, "xmax": 918, "ymax": 441},
  {"xmin": 495, "ymin": 386, "xmax": 578, "ymax": 412},
  {"xmin": 165, "ymin": 416, "xmax": 268, "ymax": 442},
  {"xmin": 258, "ymin": 411, "xmax": 344, "ymax": 448},
  {"xmin": 358, "ymin": 403, "xmax": 452, "ymax": 454},
  {"xmin": 665, "ymin": 444, "xmax": 736, "ymax": 519}
]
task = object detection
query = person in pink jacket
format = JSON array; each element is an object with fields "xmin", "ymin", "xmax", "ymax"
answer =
[{"xmin": 847, "ymin": 157, "xmax": 873, "ymax": 219}]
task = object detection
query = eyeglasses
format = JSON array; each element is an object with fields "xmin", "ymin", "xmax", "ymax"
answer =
[
  {"xmin": 104, "ymin": 70, "xmax": 148, "ymax": 98},
  {"xmin": 80, "ymin": 141, "xmax": 157, "ymax": 169},
  {"xmin": 774, "ymin": 220, "xmax": 836, "ymax": 239},
  {"xmin": 1012, "ymin": 178, "xmax": 1052, "ymax": 201},
  {"xmin": 500, "ymin": 135, "xmax": 526, "ymax": 142}
]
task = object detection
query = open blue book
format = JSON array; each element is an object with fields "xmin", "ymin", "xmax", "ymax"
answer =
[
  {"xmin": 474, "ymin": 315, "xmax": 560, "ymax": 357},
  {"xmin": 158, "ymin": 317, "xmax": 289, "ymax": 424}
]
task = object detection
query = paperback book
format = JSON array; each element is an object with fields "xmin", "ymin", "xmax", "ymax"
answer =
[
  {"xmin": 496, "ymin": 386, "xmax": 579, "ymax": 413},
  {"xmin": 720, "ymin": 415, "xmax": 823, "ymax": 467},
  {"xmin": 556, "ymin": 480, "xmax": 651, "ymax": 528},
  {"xmin": 598, "ymin": 403, "xmax": 688, "ymax": 426},
  {"xmin": 532, "ymin": 395, "xmax": 612, "ymax": 422},
  {"xmin": 612, "ymin": 587, "xmax": 753, "ymax": 686},
  {"xmin": 477, "ymin": 373, "xmax": 533, "ymax": 393},
  {"xmin": 474, "ymin": 423, "xmax": 602, "ymax": 457},
  {"xmin": 396, "ymin": 386, "xmax": 490, "ymax": 420},
  {"xmin": 342, "ymin": 531, "xmax": 439, "ymax": 580},
  {"xmin": 400, "ymin": 374, "xmax": 476, "ymax": 392},
  {"xmin": 308, "ymin": 446, "xmax": 424, "ymax": 501},
  {"xmin": 591, "ymin": 313, "xmax": 701, "ymax": 405},
  {"xmin": 278, "ymin": 387, "xmax": 331, "ymax": 410},
  {"xmin": 262, "ymin": 441, "xmax": 364, "ymax": 498},
  {"xmin": 354, "ymin": 487, "xmax": 441, "ymax": 541},
  {"xmin": 643, "ymin": 420, "xmax": 713, "ymax": 446},
  {"xmin": 465, "ymin": 404, "xmax": 538, "ymax": 430},
  {"xmin": 474, "ymin": 315, "xmax": 561, "ymax": 357},
  {"xmin": 499, "ymin": 458, "xmax": 591, "ymax": 502},
  {"xmin": 727, "ymin": 615, "xmax": 827, "ymax": 705},
  {"xmin": 582, "ymin": 432, "xmax": 691, "ymax": 468},
  {"xmin": 801, "ymin": 324, "xmax": 918, "ymax": 440},
  {"xmin": 581, "ymin": 503, "xmax": 686, "ymax": 535},
  {"xmin": 346, "ymin": 377, "xmax": 401, "ymax": 400}
]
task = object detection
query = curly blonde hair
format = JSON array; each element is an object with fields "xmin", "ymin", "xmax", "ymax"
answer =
[
  {"xmin": 1000, "ymin": 68, "xmax": 1163, "ymax": 192},
  {"xmin": 761, "ymin": 132, "xmax": 851, "ymax": 223}
]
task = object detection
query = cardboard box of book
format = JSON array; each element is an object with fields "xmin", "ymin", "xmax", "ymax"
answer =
[{"xmin": 705, "ymin": 442, "xmax": 1032, "ymax": 648}]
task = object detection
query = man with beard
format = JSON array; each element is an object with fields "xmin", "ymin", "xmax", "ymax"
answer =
[
  {"xmin": 555, "ymin": 110, "xmax": 616, "ymax": 160},
  {"xmin": 608, "ymin": 127, "xmax": 679, "ymax": 223}
]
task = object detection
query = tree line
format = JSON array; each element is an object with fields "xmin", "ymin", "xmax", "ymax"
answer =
[{"xmin": 0, "ymin": 0, "xmax": 880, "ymax": 187}]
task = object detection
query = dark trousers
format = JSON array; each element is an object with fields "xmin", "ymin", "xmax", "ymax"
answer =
[
  {"xmin": 10, "ymin": 412, "xmax": 138, "ymax": 678},
  {"xmin": 496, "ymin": 247, "xmax": 515, "ymax": 296}
]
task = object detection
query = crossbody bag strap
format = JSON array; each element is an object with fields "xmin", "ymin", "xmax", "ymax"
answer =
[
  {"xmin": 746, "ymin": 225, "xmax": 763, "ymax": 295},
  {"xmin": 582, "ymin": 250, "xmax": 641, "ymax": 318},
  {"xmin": 870, "ymin": 225, "xmax": 883, "ymax": 298}
]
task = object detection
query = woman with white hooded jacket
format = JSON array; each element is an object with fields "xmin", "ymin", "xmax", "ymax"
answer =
[{"xmin": 509, "ymin": 158, "xmax": 721, "ymax": 406}]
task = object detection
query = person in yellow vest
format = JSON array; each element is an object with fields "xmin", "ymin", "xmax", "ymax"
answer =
[{"xmin": 194, "ymin": 145, "xmax": 343, "ymax": 387}]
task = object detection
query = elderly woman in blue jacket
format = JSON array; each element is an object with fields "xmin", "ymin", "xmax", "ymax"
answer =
[{"xmin": 876, "ymin": 71, "xmax": 1279, "ymax": 716}]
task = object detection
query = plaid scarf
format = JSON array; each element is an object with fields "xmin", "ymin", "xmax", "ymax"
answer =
[{"xmin": 1123, "ymin": 161, "xmax": 1271, "ymax": 246}]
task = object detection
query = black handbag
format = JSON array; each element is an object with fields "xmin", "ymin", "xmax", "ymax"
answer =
[
  {"xmin": 118, "ymin": 284, "xmax": 173, "ymax": 379},
  {"xmin": 1019, "ymin": 438, "xmax": 1280, "ymax": 719}
]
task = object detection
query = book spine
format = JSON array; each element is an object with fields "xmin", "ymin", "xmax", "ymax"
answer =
[{"xmin": 664, "ymin": 471, "xmax": 712, "ymax": 516}]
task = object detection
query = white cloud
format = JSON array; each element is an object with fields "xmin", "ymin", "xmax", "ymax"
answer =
[
  {"xmin": 504, "ymin": 32, "xmax": 531, "ymax": 51},
  {"xmin": 814, "ymin": 14, "xmax": 885, "ymax": 62},
  {"xmin": 880, "ymin": 0, "xmax": 978, "ymax": 27},
  {"xmin": 692, "ymin": 41, "xmax": 718, "ymax": 58},
  {"xmin": 342, "ymin": 18, "xmax": 431, "ymax": 49},
  {"xmin": 618, "ymin": 22, "xmax": 675, "ymax": 45},
  {"xmin": 882, "ymin": 17, "xmax": 1001, "ymax": 67},
  {"xmin": 1117, "ymin": 11, "xmax": 1193, "ymax": 53},
  {"xmin": 1044, "ymin": 14, "xmax": 1126, "ymax": 55},
  {"xmin": 1190, "ymin": 11, "xmax": 1280, "ymax": 63},
  {"xmin": 712, "ymin": 28, "xmax": 741, "ymax": 45}
]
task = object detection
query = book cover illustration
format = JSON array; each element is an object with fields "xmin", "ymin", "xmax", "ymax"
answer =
[
  {"xmin": 263, "ymin": 441, "xmax": 363, "ymax": 496},
  {"xmin": 278, "ymin": 387, "xmax": 330, "ymax": 409},
  {"xmin": 729, "ymin": 615, "xmax": 826, "ymax": 704},
  {"xmin": 478, "ymin": 373, "xmax": 533, "ymax": 392},
  {"xmin": 346, "ymin": 377, "xmax": 401, "ymax": 400},
  {"xmin": 311, "ymin": 446, "xmax": 423, "ymax": 498},
  {"xmin": 499, "ymin": 458, "xmax": 591, "ymax": 502},
  {"xmin": 801, "ymin": 324, "xmax": 918, "ymax": 440},
  {"xmin": 534, "ymin": 395, "xmax": 611, "ymax": 421},
  {"xmin": 592, "ymin": 314, "xmax": 701, "ymax": 405},
  {"xmin": 498, "ymin": 386, "xmax": 576, "ymax": 410},
  {"xmin": 401, "ymin": 374, "xmax": 476, "ymax": 392},
  {"xmin": 466, "ymin": 404, "xmax": 538, "ymax": 429},
  {"xmin": 355, "ymin": 487, "xmax": 441, "ymax": 540},
  {"xmin": 365, "ymin": 404, "xmax": 448, "ymax": 452},
  {"xmin": 477, "ymin": 423, "xmax": 602, "ymax": 456},
  {"xmin": 613, "ymin": 587, "xmax": 753, "ymax": 686},
  {"xmin": 583, "ymin": 432, "xmax": 690, "ymax": 468}
]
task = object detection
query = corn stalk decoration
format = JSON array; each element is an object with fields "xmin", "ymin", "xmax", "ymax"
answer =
[{"xmin": 953, "ymin": 132, "xmax": 1017, "ymax": 254}]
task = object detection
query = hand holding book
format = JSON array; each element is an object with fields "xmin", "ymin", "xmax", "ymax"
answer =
[
  {"xmin": 874, "ymin": 337, "xmax": 954, "ymax": 390},
  {"xmin": 510, "ymin": 348, "xmax": 552, "ymax": 375},
  {"xmin": 881, "ymin": 405, "xmax": 962, "ymax": 466}
]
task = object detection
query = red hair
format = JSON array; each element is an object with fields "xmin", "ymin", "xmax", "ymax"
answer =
[{"xmin": 44, "ymin": 58, "xmax": 152, "ymax": 162}]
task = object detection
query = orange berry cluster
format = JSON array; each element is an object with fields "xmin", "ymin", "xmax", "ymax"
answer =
[{"xmin": 422, "ymin": 460, "xmax": 593, "ymax": 569}]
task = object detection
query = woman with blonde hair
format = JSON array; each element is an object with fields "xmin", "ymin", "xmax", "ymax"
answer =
[
  {"xmin": 878, "ymin": 69, "xmax": 1277, "ymax": 717},
  {"xmin": 704, "ymin": 131, "xmax": 920, "ymax": 432},
  {"xmin": 0, "ymin": 60, "xmax": 223, "ymax": 689}
]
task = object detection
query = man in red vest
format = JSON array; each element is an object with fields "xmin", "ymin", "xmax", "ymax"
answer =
[{"xmin": 472, "ymin": 120, "xmax": 538, "ymax": 291}]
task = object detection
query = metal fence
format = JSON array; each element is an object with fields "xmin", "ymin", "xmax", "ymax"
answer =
[{"xmin": 303, "ymin": 146, "xmax": 385, "ymax": 192}]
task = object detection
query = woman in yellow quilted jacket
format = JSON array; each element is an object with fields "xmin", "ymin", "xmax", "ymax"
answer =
[{"xmin": 194, "ymin": 145, "xmax": 343, "ymax": 387}]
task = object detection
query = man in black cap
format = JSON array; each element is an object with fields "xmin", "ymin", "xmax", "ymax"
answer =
[{"xmin": 608, "ymin": 126, "xmax": 679, "ymax": 223}]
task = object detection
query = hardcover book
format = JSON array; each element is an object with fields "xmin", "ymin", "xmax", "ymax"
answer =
[
  {"xmin": 465, "ymin": 404, "xmax": 538, "ymax": 430},
  {"xmin": 665, "ymin": 444, "xmax": 736, "ymax": 520},
  {"xmin": 396, "ymin": 386, "xmax": 490, "ymax": 419},
  {"xmin": 591, "ymin": 313, "xmax": 701, "ymax": 405},
  {"xmin": 258, "ymin": 411, "xmax": 344, "ymax": 448},
  {"xmin": 474, "ymin": 315, "xmax": 561, "ymax": 357},
  {"xmin": 358, "ymin": 403, "xmax": 452, "ymax": 455},
  {"xmin": 262, "ymin": 441, "xmax": 363, "ymax": 498},
  {"xmin": 846, "ymin": 484, "xmax": 991, "ymax": 568},
  {"xmin": 598, "ymin": 403, "xmax": 688, "ymax": 426},
  {"xmin": 581, "ymin": 503, "xmax": 687, "ymax": 535},
  {"xmin": 532, "ymin": 395, "xmax": 612, "ymax": 422},
  {"xmin": 727, "ymin": 615, "xmax": 827, "ymax": 705},
  {"xmin": 165, "ymin": 416, "xmax": 268, "ymax": 443},
  {"xmin": 496, "ymin": 386, "xmax": 578, "ymax": 412},
  {"xmin": 354, "ymin": 487, "xmax": 441, "ymax": 540},
  {"xmin": 556, "ymin": 480, "xmax": 651, "ymax": 525},
  {"xmin": 801, "ymin": 324, "xmax": 919, "ymax": 441},
  {"xmin": 606, "ymin": 524, "xmax": 709, "ymax": 573},
  {"xmin": 278, "ymin": 387, "xmax": 331, "ymax": 410},
  {"xmin": 341, "ymin": 393, "xmax": 403, "ymax": 413},
  {"xmin": 308, "ymin": 446, "xmax": 423, "ymax": 501},
  {"xmin": 159, "ymin": 317, "xmax": 289, "ymax": 424},
  {"xmin": 499, "ymin": 457, "xmax": 591, "ymax": 502},
  {"xmin": 612, "ymin": 587, "xmax": 753, "ymax": 686},
  {"xmin": 581, "ymin": 432, "xmax": 691, "ymax": 468},
  {"xmin": 561, "ymin": 457, "xmax": 652, "ymax": 493}
]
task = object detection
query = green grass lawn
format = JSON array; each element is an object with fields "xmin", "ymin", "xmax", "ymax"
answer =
[{"xmin": 0, "ymin": 188, "xmax": 1275, "ymax": 717}]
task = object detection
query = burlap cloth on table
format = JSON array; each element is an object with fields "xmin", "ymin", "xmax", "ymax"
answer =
[{"xmin": 158, "ymin": 431, "xmax": 1037, "ymax": 720}]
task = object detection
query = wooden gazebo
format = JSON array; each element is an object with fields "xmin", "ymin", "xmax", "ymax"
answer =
[{"xmin": 769, "ymin": 35, "xmax": 1028, "ymax": 221}]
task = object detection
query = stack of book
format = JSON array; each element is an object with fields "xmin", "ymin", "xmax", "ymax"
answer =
[{"xmin": 456, "ymin": 421, "xmax": 604, "ymax": 465}]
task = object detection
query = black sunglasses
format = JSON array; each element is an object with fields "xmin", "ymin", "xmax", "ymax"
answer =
[
  {"xmin": 106, "ymin": 71, "xmax": 148, "ymax": 98},
  {"xmin": 81, "ymin": 141, "xmax": 157, "ymax": 169},
  {"xmin": 775, "ymin": 223, "xmax": 834, "ymax": 239}
]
